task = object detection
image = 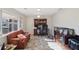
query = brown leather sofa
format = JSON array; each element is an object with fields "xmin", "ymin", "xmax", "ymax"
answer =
[{"xmin": 7, "ymin": 30, "xmax": 30, "ymax": 49}]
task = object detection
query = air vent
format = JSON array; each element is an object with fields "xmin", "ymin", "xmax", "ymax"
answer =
[{"xmin": 24, "ymin": 8, "xmax": 28, "ymax": 10}]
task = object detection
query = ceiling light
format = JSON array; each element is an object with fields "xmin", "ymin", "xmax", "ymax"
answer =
[
  {"xmin": 37, "ymin": 8, "xmax": 40, "ymax": 11},
  {"xmin": 37, "ymin": 15, "xmax": 40, "ymax": 18}
]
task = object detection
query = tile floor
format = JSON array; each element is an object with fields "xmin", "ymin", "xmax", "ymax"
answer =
[
  {"xmin": 25, "ymin": 36, "xmax": 53, "ymax": 50},
  {"xmin": 25, "ymin": 35, "xmax": 70, "ymax": 50}
]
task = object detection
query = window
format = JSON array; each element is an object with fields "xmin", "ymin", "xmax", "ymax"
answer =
[
  {"xmin": 0, "ymin": 18, "xmax": 2, "ymax": 35},
  {"xmin": 1, "ymin": 18, "xmax": 21, "ymax": 34},
  {"xmin": 12, "ymin": 19, "xmax": 18, "ymax": 31},
  {"xmin": 0, "ymin": 10, "xmax": 22, "ymax": 35},
  {"xmin": 8, "ymin": 19, "xmax": 12, "ymax": 32},
  {"xmin": 2, "ymin": 18, "xmax": 9, "ymax": 34}
]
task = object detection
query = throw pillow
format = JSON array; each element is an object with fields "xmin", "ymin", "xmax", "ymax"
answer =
[{"xmin": 17, "ymin": 34, "xmax": 26, "ymax": 39}]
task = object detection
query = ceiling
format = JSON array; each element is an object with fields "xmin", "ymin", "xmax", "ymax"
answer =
[{"xmin": 14, "ymin": 8, "xmax": 59, "ymax": 16}]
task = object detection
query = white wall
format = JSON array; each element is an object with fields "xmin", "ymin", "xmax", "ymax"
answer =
[
  {"xmin": 52, "ymin": 8, "xmax": 79, "ymax": 35},
  {"xmin": 26, "ymin": 16, "xmax": 53, "ymax": 34}
]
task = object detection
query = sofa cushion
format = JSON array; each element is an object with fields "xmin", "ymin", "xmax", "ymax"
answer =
[
  {"xmin": 18, "ymin": 30, "xmax": 25, "ymax": 34},
  {"xmin": 17, "ymin": 34, "xmax": 26, "ymax": 39},
  {"xmin": 11, "ymin": 38, "xmax": 20, "ymax": 41},
  {"xmin": 8, "ymin": 31, "xmax": 18, "ymax": 38},
  {"xmin": 8, "ymin": 38, "xmax": 20, "ymax": 45}
]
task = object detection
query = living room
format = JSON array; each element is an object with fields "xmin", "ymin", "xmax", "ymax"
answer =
[{"xmin": 0, "ymin": 8, "xmax": 79, "ymax": 50}]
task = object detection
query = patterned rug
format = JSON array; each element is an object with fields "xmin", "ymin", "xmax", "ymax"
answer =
[
  {"xmin": 47, "ymin": 42, "xmax": 63, "ymax": 50},
  {"xmin": 25, "ymin": 36, "xmax": 53, "ymax": 50}
]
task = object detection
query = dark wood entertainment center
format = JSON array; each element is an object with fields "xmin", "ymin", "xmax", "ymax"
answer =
[{"xmin": 34, "ymin": 19, "xmax": 48, "ymax": 35}]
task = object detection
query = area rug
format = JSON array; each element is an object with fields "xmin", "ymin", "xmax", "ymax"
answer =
[
  {"xmin": 44, "ymin": 38, "xmax": 64, "ymax": 50},
  {"xmin": 47, "ymin": 42, "xmax": 64, "ymax": 50},
  {"xmin": 44, "ymin": 38, "xmax": 55, "ymax": 42},
  {"xmin": 25, "ymin": 36, "xmax": 53, "ymax": 50}
]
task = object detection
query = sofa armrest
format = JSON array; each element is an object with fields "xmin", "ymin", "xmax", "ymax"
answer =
[
  {"xmin": 9, "ymin": 38, "xmax": 20, "ymax": 45},
  {"xmin": 11, "ymin": 38, "xmax": 20, "ymax": 41}
]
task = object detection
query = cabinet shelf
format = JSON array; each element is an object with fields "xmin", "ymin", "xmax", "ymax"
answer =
[{"xmin": 34, "ymin": 19, "xmax": 48, "ymax": 35}]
